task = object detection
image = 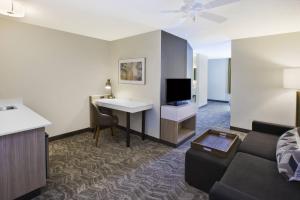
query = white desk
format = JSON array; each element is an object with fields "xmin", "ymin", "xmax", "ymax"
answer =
[{"xmin": 95, "ymin": 98, "xmax": 153, "ymax": 147}]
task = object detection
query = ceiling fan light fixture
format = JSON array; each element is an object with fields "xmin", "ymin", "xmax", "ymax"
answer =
[
  {"xmin": 192, "ymin": 15, "xmax": 196, "ymax": 22},
  {"xmin": 163, "ymin": 0, "xmax": 240, "ymax": 24},
  {"xmin": 0, "ymin": 0, "xmax": 25, "ymax": 18}
]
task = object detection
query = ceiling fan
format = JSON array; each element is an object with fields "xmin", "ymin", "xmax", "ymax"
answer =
[
  {"xmin": 162, "ymin": 0, "xmax": 240, "ymax": 23},
  {"xmin": 0, "ymin": 0, "xmax": 25, "ymax": 18}
]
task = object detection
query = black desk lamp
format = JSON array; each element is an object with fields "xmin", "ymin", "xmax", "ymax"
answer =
[{"xmin": 105, "ymin": 79, "xmax": 114, "ymax": 98}]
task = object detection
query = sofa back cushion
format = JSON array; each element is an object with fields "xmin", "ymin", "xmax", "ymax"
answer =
[{"xmin": 276, "ymin": 128, "xmax": 300, "ymax": 181}]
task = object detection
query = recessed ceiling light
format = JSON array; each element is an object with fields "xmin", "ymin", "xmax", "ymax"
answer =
[{"xmin": 0, "ymin": 0, "xmax": 25, "ymax": 18}]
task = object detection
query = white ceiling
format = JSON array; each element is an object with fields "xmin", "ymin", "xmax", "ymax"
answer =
[{"xmin": 4, "ymin": 0, "xmax": 300, "ymax": 57}]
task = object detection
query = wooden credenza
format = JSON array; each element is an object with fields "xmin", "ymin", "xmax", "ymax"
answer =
[{"xmin": 0, "ymin": 128, "xmax": 46, "ymax": 200}]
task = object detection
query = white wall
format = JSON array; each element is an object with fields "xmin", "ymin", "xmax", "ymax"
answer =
[
  {"xmin": 196, "ymin": 41, "xmax": 231, "ymax": 59},
  {"xmin": 0, "ymin": 18, "xmax": 190, "ymax": 139},
  {"xmin": 208, "ymin": 59, "xmax": 229, "ymax": 101},
  {"xmin": 110, "ymin": 31, "xmax": 161, "ymax": 138},
  {"xmin": 195, "ymin": 54, "xmax": 208, "ymax": 107},
  {"xmin": 231, "ymin": 32, "xmax": 300, "ymax": 129},
  {"xmin": 0, "ymin": 18, "xmax": 111, "ymax": 137}
]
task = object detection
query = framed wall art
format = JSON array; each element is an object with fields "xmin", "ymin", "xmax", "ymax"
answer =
[{"xmin": 119, "ymin": 58, "xmax": 145, "ymax": 84}]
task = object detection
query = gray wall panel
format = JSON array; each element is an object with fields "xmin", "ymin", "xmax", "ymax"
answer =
[{"xmin": 161, "ymin": 31, "xmax": 193, "ymax": 104}]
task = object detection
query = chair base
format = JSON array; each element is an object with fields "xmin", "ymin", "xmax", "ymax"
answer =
[{"xmin": 94, "ymin": 126, "xmax": 116, "ymax": 147}]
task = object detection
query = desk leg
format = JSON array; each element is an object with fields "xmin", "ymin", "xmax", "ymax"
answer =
[
  {"xmin": 126, "ymin": 112, "xmax": 130, "ymax": 147},
  {"xmin": 142, "ymin": 111, "xmax": 146, "ymax": 140}
]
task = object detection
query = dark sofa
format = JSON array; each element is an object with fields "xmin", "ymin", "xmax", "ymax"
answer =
[{"xmin": 210, "ymin": 121, "xmax": 300, "ymax": 200}]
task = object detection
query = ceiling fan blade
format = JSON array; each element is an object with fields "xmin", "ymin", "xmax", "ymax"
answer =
[
  {"xmin": 192, "ymin": 2, "xmax": 204, "ymax": 10},
  {"xmin": 198, "ymin": 12, "xmax": 227, "ymax": 23},
  {"xmin": 183, "ymin": 0, "xmax": 196, "ymax": 5},
  {"xmin": 204, "ymin": 0, "xmax": 240, "ymax": 9},
  {"xmin": 161, "ymin": 10, "xmax": 182, "ymax": 13}
]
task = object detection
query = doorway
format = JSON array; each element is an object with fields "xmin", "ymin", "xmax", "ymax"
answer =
[{"xmin": 207, "ymin": 58, "xmax": 231, "ymax": 103}]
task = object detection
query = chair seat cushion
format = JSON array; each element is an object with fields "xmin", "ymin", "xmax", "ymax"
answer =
[
  {"xmin": 239, "ymin": 131, "xmax": 278, "ymax": 161},
  {"xmin": 221, "ymin": 152, "xmax": 300, "ymax": 200}
]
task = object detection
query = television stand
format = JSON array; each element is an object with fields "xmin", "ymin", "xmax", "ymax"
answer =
[
  {"xmin": 167, "ymin": 101, "xmax": 189, "ymax": 106},
  {"xmin": 160, "ymin": 103, "xmax": 197, "ymax": 147}
]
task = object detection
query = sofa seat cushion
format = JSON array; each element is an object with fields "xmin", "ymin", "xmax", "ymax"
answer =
[
  {"xmin": 239, "ymin": 131, "xmax": 278, "ymax": 161},
  {"xmin": 221, "ymin": 152, "xmax": 300, "ymax": 200}
]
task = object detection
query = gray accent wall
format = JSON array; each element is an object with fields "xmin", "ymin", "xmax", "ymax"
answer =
[
  {"xmin": 160, "ymin": 31, "xmax": 193, "ymax": 104},
  {"xmin": 186, "ymin": 42, "xmax": 193, "ymax": 79}
]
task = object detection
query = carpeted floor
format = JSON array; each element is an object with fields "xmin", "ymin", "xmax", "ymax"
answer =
[{"xmin": 34, "ymin": 102, "xmax": 245, "ymax": 200}]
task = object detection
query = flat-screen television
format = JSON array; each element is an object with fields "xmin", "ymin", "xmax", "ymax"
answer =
[{"xmin": 166, "ymin": 78, "xmax": 191, "ymax": 105}]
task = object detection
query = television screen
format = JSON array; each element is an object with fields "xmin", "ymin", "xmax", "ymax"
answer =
[{"xmin": 166, "ymin": 79, "xmax": 191, "ymax": 103}]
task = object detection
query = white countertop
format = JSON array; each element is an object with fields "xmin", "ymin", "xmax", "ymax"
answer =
[
  {"xmin": 0, "ymin": 100, "xmax": 51, "ymax": 137},
  {"xmin": 161, "ymin": 103, "xmax": 197, "ymax": 122},
  {"xmin": 95, "ymin": 98, "xmax": 153, "ymax": 113}
]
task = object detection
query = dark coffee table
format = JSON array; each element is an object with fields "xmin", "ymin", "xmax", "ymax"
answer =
[{"xmin": 185, "ymin": 135, "xmax": 241, "ymax": 193}]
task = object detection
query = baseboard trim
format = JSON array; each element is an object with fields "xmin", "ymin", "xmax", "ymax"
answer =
[
  {"xmin": 230, "ymin": 126, "xmax": 250, "ymax": 133},
  {"xmin": 49, "ymin": 128, "xmax": 92, "ymax": 142},
  {"xmin": 15, "ymin": 188, "xmax": 41, "ymax": 200},
  {"xmin": 208, "ymin": 99, "xmax": 229, "ymax": 103}
]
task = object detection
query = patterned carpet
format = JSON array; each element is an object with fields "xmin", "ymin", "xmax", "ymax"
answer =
[{"xmin": 34, "ymin": 102, "xmax": 245, "ymax": 200}]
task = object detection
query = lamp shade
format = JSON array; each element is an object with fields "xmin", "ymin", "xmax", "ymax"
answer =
[{"xmin": 283, "ymin": 68, "xmax": 300, "ymax": 89}]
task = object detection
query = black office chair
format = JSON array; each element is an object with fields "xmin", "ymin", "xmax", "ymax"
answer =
[{"xmin": 92, "ymin": 104, "xmax": 119, "ymax": 147}]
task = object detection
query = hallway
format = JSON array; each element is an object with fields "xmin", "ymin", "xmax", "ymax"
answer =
[{"xmin": 196, "ymin": 101, "xmax": 230, "ymax": 134}]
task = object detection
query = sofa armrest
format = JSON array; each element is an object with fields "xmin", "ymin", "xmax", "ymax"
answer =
[
  {"xmin": 210, "ymin": 182, "xmax": 258, "ymax": 200},
  {"xmin": 252, "ymin": 121, "xmax": 294, "ymax": 136}
]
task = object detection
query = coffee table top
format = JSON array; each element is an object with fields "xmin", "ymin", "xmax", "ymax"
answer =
[
  {"xmin": 191, "ymin": 129, "xmax": 240, "ymax": 158},
  {"xmin": 187, "ymin": 138, "xmax": 242, "ymax": 166}
]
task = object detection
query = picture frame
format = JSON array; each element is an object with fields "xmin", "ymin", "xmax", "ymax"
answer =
[{"xmin": 119, "ymin": 58, "xmax": 145, "ymax": 85}]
